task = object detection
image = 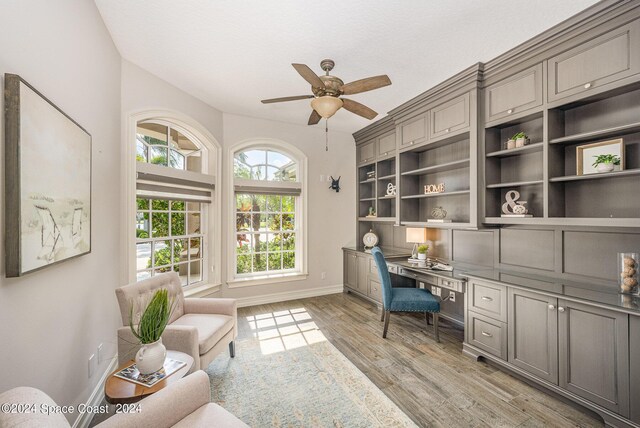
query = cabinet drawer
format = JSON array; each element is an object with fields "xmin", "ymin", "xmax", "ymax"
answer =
[
  {"xmin": 485, "ymin": 64, "xmax": 542, "ymax": 123},
  {"xmin": 368, "ymin": 278, "xmax": 383, "ymax": 303},
  {"xmin": 438, "ymin": 277, "xmax": 463, "ymax": 293},
  {"xmin": 468, "ymin": 311, "xmax": 507, "ymax": 360},
  {"xmin": 469, "ymin": 280, "xmax": 507, "ymax": 322},
  {"xmin": 399, "ymin": 114, "xmax": 428, "ymax": 148},
  {"xmin": 377, "ymin": 132, "xmax": 395, "ymax": 158},
  {"xmin": 357, "ymin": 140, "xmax": 376, "ymax": 164},
  {"xmin": 548, "ymin": 20, "xmax": 640, "ymax": 103},
  {"xmin": 430, "ymin": 93, "xmax": 470, "ymax": 139}
]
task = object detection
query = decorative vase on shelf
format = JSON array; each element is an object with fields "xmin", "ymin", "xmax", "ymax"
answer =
[
  {"xmin": 506, "ymin": 139, "xmax": 516, "ymax": 150},
  {"xmin": 135, "ymin": 338, "xmax": 167, "ymax": 374},
  {"xmin": 596, "ymin": 162, "xmax": 615, "ymax": 173},
  {"xmin": 515, "ymin": 137, "xmax": 529, "ymax": 148},
  {"xmin": 619, "ymin": 253, "xmax": 639, "ymax": 295}
]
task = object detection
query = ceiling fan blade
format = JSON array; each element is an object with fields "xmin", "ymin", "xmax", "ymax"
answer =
[
  {"xmin": 261, "ymin": 95, "xmax": 314, "ymax": 104},
  {"xmin": 341, "ymin": 75, "xmax": 391, "ymax": 95},
  {"xmin": 342, "ymin": 98, "xmax": 378, "ymax": 120},
  {"xmin": 292, "ymin": 63, "xmax": 325, "ymax": 88},
  {"xmin": 308, "ymin": 109, "xmax": 322, "ymax": 125}
]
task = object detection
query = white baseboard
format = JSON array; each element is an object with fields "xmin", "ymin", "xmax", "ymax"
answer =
[
  {"xmin": 236, "ymin": 284, "xmax": 344, "ymax": 308},
  {"xmin": 72, "ymin": 357, "xmax": 118, "ymax": 428}
]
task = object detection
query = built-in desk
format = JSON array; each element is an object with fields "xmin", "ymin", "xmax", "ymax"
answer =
[{"xmin": 342, "ymin": 247, "xmax": 479, "ymax": 326}]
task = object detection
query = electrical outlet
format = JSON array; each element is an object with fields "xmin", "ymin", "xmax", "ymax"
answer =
[
  {"xmin": 321, "ymin": 271, "xmax": 326, "ymax": 280},
  {"xmin": 431, "ymin": 286, "xmax": 441, "ymax": 297},
  {"xmin": 88, "ymin": 354, "xmax": 96, "ymax": 378},
  {"xmin": 418, "ymin": 281, "xmax": 425, "ymax": 289},
  {"xmin": 97, "ymin": 343, "xmax": 104, "ymax": 363},
  {"xmin": 449, "ymin": 291, "xmax": 456, "ymax": 302}
]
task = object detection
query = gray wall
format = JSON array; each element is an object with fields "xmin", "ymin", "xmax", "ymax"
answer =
[{"xmin": 0, "ymin": 0, "xmax": 122, "ymax": 423}]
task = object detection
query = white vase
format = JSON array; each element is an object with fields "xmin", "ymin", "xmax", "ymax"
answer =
[
  {"xmin": 418, "ymin": 253, "xmax": 427, "ymax": 260},
  {"xmin": 596, "ymin": 163, "xmax": 614, "ymax": 173},
  {"xmin": 515, "ymin": 137, "xmax": 528, "ymax": 148},
  {"xmin": 135, "ymin": 338, "xmax": 167, "ymax": 374},
  {"xmin": 506, "ymin": 139, "xmax": 516, "ymax": 149}
]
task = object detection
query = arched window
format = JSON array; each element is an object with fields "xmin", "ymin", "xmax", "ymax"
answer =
[
  {"xmin": 229, "ymin": 142, "xmax": 307, "ymax": 285},
  {"xmin": 134, "ymin": 120, "xmax": 216, "ymax": 288}
]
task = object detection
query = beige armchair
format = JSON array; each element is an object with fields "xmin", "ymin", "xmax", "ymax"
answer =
[
  {"xmin": 0, "ymin": 371, "xmax": 248, "ymax": 428},
  {"xmin": 115, "ymin": 272, "xmax": 237, "ymax": 372}
]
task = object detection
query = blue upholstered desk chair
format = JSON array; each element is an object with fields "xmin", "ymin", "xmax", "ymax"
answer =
[{"xmin": 371, "ymin": 247, "xmax": 441, "ymax": 342}]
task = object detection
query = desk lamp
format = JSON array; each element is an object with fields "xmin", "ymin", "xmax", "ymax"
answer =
[{"xmin": 405, "ymin": 227, "xmax": 427, "ymax": 259}]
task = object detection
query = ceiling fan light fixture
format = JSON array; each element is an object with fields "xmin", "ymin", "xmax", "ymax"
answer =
[{"xmin": 311, "ymin": 96, "xmax": 343, "ymax": 119}]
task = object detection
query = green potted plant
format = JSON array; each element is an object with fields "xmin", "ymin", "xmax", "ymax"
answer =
[
  {"xmin": 417, "ymin": 244, "xmax": 429, "ymax": 260},
  {"xmin": 129, "ymin": 288, "xmax": 175, "ymax": 374},
  {"xmin": 592, "ymin": 154, "xmax": 620, "ymax": 173},
  {"xmin": 512, "ymin": 131, "xmax": 529, "ymax": 148}
]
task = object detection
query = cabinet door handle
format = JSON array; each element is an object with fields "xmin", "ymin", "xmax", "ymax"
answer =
[
  {"xmin": 507, "ymin": 109, "xmax": 513, "ymax": 114},
  {"xmin": 558, "ymin": 307, "xmax": 565, "ymax": 313},
  {"xmin": 445, "ymin": 128, "xmax": 450, "ymax": 133},
  {"xmin": 409, "ymin": 141, "xmax": 414, "ymax": 145},
  {"xmin": 481, "ymin": 296, "xmax": 493, "ymax": 302},
  {"xmin": 548, "ymin": 304, "xmax": 556, "ymax": 311},
  {"xmin": 481, "ymin": 331, "xmax": 493, "ymax": 337},
  {"xmin": 584, "ymin": 82, "xmax": 592, "ymax": 89}
]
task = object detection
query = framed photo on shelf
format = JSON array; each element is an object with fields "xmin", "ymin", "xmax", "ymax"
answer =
[{"xmin": 576, "ymin": 138, "xmax": 624, "ymax": 176}]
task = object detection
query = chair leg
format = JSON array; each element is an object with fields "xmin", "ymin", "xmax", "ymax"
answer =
[
  {"xmin": 433, "ymin": 313, "xmax": 440, "ymax": 343},
  {"xmin": 380, "ymin": 307, "xmax": 385, "ymax": 322},
  {"xmin": 382, "ymin": 311, "xmax": 391, "ymax": 338},
  {"xmin": 229, "ymin": 341, "xmax": 236, "ymax": 358},
  {"xmin": 425, "ymin": 312, "xmax": 431, "ymax": 325}
]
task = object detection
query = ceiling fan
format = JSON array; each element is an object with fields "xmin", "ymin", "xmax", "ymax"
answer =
[{"xmin": 261, "ymin": 59, "xmax": 391, "ymax": 125}]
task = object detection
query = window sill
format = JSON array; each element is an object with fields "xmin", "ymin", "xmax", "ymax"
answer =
[
  {"xmin": 183, "ymin": 282, "xmax": 222, "ymax": 298},
  {"xmin": 227, "ymin": 272, "xmax": 308, "ymax": 288}
]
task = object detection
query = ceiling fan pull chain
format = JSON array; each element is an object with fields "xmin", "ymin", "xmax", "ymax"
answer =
[{"xmin": 325, "ymin": 119, "xmax": 329, "ymax": 151}]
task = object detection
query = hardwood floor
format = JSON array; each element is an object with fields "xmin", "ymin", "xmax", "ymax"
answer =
[{"xmin": 238, "ymin": 292, "xmax": 604, "ymax": 428}]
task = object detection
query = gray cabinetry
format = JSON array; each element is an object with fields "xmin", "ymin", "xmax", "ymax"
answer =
[
  {"xmin": 508, "ymin": 288, "xmax": 558, "ymax": 384},
  {"xmin": 547, "ymin": 20, "xmax": 640, "ymax": 103},
  {"xmin": 484, "ymin": 64, "xmax": 542, "ymax": 123},
  {"xmin": 398, "ymin": 114, "xmax": 428, "ymax": 149},
  {"xmin": 344, "ymin": 252, "xmax": 357, "ymax": 289},
  {"xmin": 558, "ymin": 300, "xmax": 629, "ymax": 417},
  {"xmin": 630, "ymin": 315, "xmax": 640, "ymax": 424},
  {"xmin": 468, "ymin": 280, "xmax": 507, "ymax": 322},
  {"xmin": 467, "ymin": 311, "xmax": 507, "ymax": 359},
  {"xmin": 367, "ymin": 277, "xmax": 382, "ymax": 303},
  {"xmin": 430, "ymin": 92, "xmax": 470, "ymax": 139},
  {"xmin": 377, "ymin": 132, "xmax": 395, "ymax": 158},
  {"xmin": 356, "ymin": 254, "xmax": 369, "ymax": 294},
  {"xmin": 357, "ymin": 140, "xmax": 376, "ymax": 165}
]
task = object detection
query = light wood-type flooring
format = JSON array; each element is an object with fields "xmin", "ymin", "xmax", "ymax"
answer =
[{"xmin": 237, "ymin": 292, "xmax": 603, "ymax": 428}]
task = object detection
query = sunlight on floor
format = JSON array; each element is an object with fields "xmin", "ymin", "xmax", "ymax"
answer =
[{"xmin": 245, "ymin": 307, "xmax": 327, "ymax": 355}]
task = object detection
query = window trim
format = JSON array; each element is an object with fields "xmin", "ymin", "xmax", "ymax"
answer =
[
  {"xmin": 124, "ymin": 109, "xmax": 222, "ymax": 292},
  {"xmin": 227, "ymin": 139, "xmax": 308, "ymax": 287}
]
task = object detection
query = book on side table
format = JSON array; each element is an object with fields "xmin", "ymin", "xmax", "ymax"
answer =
[{"xmin": 114, "ymin": 358, "xmax": 186, "ymax": 387}]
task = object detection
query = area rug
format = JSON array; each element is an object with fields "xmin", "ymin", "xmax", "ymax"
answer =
[{"xmin": 206, "ymin": 309, "xmax": 417, "ymax": 428}]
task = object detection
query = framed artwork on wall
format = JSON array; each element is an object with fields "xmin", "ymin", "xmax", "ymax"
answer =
[
  {"xmin": 576, "ymin": 138, "xmax": 625, "ymax": 176},
  {"xmin": 4, "ymin": 74, "xmax": 92, "ymax": 277}
]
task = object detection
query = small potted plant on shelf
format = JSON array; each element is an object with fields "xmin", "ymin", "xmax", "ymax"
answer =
[
  {"xmin": 513, "ymin": 132, "xmax": 529, "ymax": 148},
  {"xmin": 129, "ymin": 288, "xmax": 176, "ymax": 374},
  {"xmin": 592, "ymin": 154, "xmax": 621, "ymax": 173},
  {"xmin": 417, "ymin": 244, "xmax": 429, "ymax": 260}
]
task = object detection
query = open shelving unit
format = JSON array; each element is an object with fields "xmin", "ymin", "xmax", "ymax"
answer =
[
  {"xmin": 356, "ymin": 157, "xmax": 397, "ymax": 222},
  {"xmin": 484, "ymin": 112, "xmax": 544, "ymax": 221},
  {"xmin": 399, "ymin": 132, "xmax": 472, "ymax": 227},
  {"xmin": 547, "ymin": 86, "xmax": 640, "ymax": 224}
]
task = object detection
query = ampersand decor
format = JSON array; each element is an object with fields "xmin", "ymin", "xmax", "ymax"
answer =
[
  {"xmin": 501, "ymin": 190, "xmax": 529, "ymax": 215},
  {"xmin": 386, "ymin": 182, "xmax": 397, "ymax": 196}
]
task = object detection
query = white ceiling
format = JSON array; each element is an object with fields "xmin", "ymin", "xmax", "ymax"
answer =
[{"xmin": 95, "ymin": 0, "xmax": 599, "ymax": 133}]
